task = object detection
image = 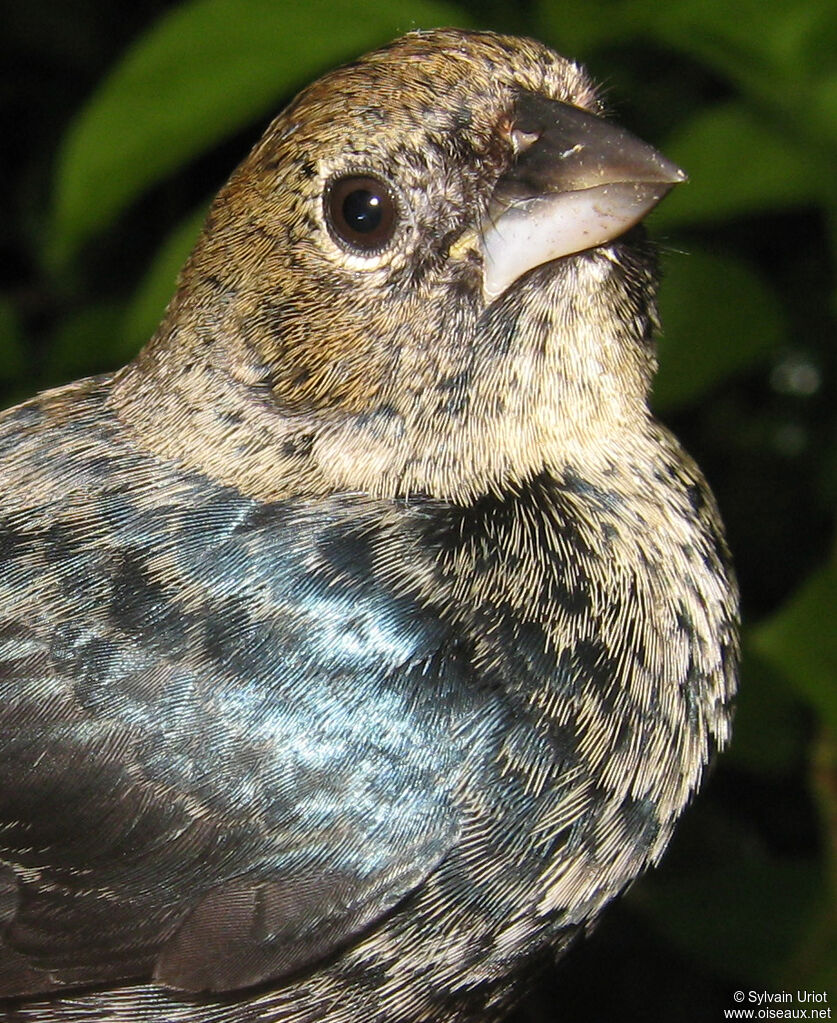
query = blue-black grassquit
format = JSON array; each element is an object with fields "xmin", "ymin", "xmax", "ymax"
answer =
[{"xmin": 0, "ymin": 29, "xmax": 739, "ymax": 1023}]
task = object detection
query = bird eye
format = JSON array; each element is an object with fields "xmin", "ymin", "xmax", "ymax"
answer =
[{"xmin": 325, "ymin": 175, "xmax": 398, "ymax": 253}]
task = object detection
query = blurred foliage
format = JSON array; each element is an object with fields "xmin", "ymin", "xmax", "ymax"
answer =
[
  {"xmin": 1, "ymin": 0, "xmax": 835, "ymax": 1019},
  {"xmin": 48, "ymin": 0, "xmax": 471, "ymax": 266}
]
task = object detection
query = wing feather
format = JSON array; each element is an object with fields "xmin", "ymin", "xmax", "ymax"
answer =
[{"xmin": 0, "ymin": 392, "xmax": 480, "ymax": 996}]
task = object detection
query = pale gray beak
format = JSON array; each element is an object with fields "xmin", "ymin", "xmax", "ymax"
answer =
[{"xmin": 481, "ymin": 92, "xmax": 686, "ymax": 300}]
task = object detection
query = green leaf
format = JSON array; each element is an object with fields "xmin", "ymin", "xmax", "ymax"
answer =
[
  {"xmin": 535, "ymin": 0, "xmax": 633, "ymax": 59},
  {"xmin": 651, "ymin": 0, "xmax": 837, "ymax": 134},
  {"xmin": 653, "ymin": 247, "xmax": 784, "ymax": 410},
  {"xmin": 544, "ymin": 0, "xmax": 836, "ymax": 110},
  {"xmin": 50, "ymin": 0, "xmax": 469, "ymax": 266},
  {"xmin": 750, "ymin": 556, "xmax": 837, "ymax": 732},
  {"xmin": 654, "ymin": 102, "xmax": 827, "ymax": 230},
  {"xmin": 632, "ymin": 803, "xmax": 822, "ymax": 984},
  {"xmin": 812, "ymin": 71, "xmax": 837, "ymax": 150},
  {"xmin": 788, "ymin": 730, "xmax": 837, "ymax": 993},
  {"xmin": 44, "ymin": 303, "xmax": 124, "ymax": 383},
  {"xmin": 647, "ymin": 0, "xmax": 811, "ymax": 83},
  {"xmin": 121, "ymin": 205, "xmax": 208, "ymax": 359},
  {"xmin": 637, "ymin": 854, "xmax": 822, "ymax": 984},
  {"xmin": 0, "ymin": 298, "xmax": 25, "ymax": 384},
  {"xmin": 724, "ymin": 647, "xmax": 809, "ymax": 778}
]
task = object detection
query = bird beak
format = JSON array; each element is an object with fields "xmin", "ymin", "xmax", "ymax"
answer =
[{"xmin": 479, "ymin": 92, "xmax": 686, "ymax": 301}]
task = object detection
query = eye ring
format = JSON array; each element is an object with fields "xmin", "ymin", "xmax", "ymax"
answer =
[{"xmin": 324, "ymin": 174, "xmax": 399, "ymax": 254}]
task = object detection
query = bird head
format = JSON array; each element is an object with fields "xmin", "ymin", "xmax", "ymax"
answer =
[{"xmin": 116, "ymin": 30, "xmax": 685, "ymax": 502}]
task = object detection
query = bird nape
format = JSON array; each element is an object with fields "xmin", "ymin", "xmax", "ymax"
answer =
[{"xmin": 0, "ymin": 27, "xmax": 738, "ymax": 1023}]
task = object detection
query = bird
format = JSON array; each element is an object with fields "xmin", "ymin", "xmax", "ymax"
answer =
[{"xmin": 0, "ymin": 27, "xmax": 738, "ymax": 1023}]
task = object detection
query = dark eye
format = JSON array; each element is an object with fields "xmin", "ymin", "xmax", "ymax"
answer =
[{"xmin": 325, "ymin": 174, "xmax": 398, "ymax": 253}]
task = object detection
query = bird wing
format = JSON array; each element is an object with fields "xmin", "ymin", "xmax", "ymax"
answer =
[{"xmin": 0, "ymin": 396, "xmax": 480, "ymax": 997}]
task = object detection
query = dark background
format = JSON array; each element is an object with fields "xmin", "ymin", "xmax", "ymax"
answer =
[{"xmin": 2, "ymin": 0, "xmax": 835, "ymax": 1019}]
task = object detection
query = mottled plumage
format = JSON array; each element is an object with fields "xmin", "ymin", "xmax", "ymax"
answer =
[{"xmin": 0, "ymin": 29, "xmax": 738, "ymax": 1023}]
